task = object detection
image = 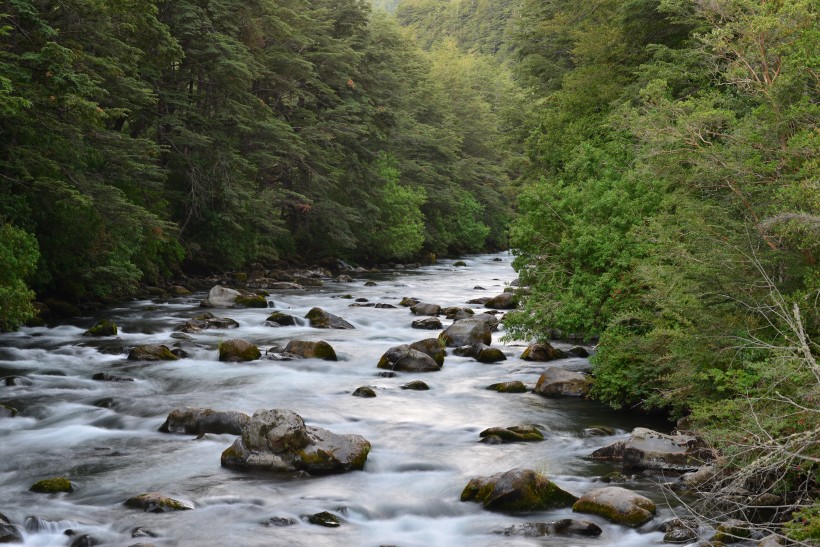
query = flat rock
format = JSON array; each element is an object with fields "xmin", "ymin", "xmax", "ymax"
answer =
[
  {"xmin": 572, "ymin": 486, "xmax": 656, "ymax": 527},
  {"xmin": 534, "ymin": 368, "xmax": 592, "ymax": 397},
  {"xmin": 461, "ymin": 468, "xmax": 578, "ymax": 513},
  {"xmin": 479, "ymin": 425, "xmax": 544, "ymax": 444},
  {"xmin": 410, "ymin": 303, "xmax": 441, "ymax": 316},
  {"xmin": 124, "ymin": 492, "xmax": 193, "ymax": 513},
  {"xmin": 592, "ymin": 428, "xmax": 710, "ymax": 472},
  {"xmin": 500, "ymin": 519, "xmax": 602, "ymax": 538},
  {"xmin": 159, "ymin": 407, "xmax": 250, "ymax": 435}
]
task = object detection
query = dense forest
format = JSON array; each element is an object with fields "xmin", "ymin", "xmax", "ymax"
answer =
[{"xmin": 1, "ymin": 0, "xmax": 818, "ymax": 540}]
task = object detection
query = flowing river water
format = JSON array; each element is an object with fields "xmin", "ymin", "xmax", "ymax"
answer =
[{"xmin": 0, "ymin": 254, "xmax": 685, "ymax": 546}]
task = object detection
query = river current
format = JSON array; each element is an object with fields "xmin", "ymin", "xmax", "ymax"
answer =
[{"xmin": 0, "ymin": 254, "xmax": 682, "ymax": 546}]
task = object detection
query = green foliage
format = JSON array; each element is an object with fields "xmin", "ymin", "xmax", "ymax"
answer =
[
  {"xmin": 0, "ymin": 224, "xmax": 39, "ymax": 331},
  {"xmin": 786, "ymin": 504, "xmax": 820, "ymax": 542}
]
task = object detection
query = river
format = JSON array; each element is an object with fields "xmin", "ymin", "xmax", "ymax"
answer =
[{"xmin": 0, "ymin": 253, "xmax": 683, "ymax": 546}]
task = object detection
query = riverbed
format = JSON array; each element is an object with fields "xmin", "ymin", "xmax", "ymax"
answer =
[{"xmin": 0, "ymin": 254, "xmax": 681, "ymax": 546}]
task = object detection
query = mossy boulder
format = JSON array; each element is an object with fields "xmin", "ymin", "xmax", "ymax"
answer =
[
  {"xmin": 265, "ymin": 312, "xmax": 298, "ymax": 327},
  {"xmin": 377, "ymin": 344, "xmax": 440, "ymax": 372},
  {"xmin": 124, "ymin": 492, "xmax": 193, "ymax": 513},
  {"xmin": 0, "ymin": 513, "xmax": 23, "ymax": 544},
  {"xmin": 307, "ymin": 511, "xmax": 340, "ymax": 527},
  {"xmin": 453, "ymin": 261, "xmax": 467, "ymax": 267},
  {"xmin": 352, "ymin": 386, "xmax": 376, "ymax": 398},
  {"xmin": 521, "ymin": 342, "xmax": 567, "ymax": 361},
  {"xmin": 461, "ymin": 468, "xmax": 578, "ymax": 513},
  {"xmin": 127, "ymin": 345, "xmax": 179, "ymax": 361},
  {"xmin": 409, "ymin": 338, "xmax": 446, "ymax": 366},
  {"xmin": 83, "ymin": 320, "xmax": 117, "ymax": 337},
  {"xmin": 399, "ymin": 297, "xmax": 419, "ymax": 307},
  {"xmin": 475, "ymin": 346, "xmax": 506, "ymax": 363},
  {"xmin": 572, "ymin": 486, "xmax": 656, "ymax": 527},
  {"xmin": 485, "ymin": 292, "xmax": 518, "ymax": 309},
  {"xmin": 218, "ymin": 339, "xmax": 261, "ymax": 362},
  {"xmin": 500, "ymin": 519, "xmax": 602, "ymax": 538},
  {"xmin": 284, "ymin": 340, "xmax": 337, "ymax": 361},
  {"xmin": 487, "ymin": 380, "xmax": 527, "ymax": 393},
  {"xmin": 480, "ymin": 425, "xmax": 545, "ymax": 444},
  {"xmin": 439, "ymin": 314, "xmax": 498, "ymax": 347},
  {"xmin": 234, "ymin": 294, "xmax": 268, "ymax": 308},
  {"xmin": 30, "ymin": 477, "xmax": 73, "ymax": 494},
  {"xmin": 221, "ymin": 409, "xmax": 371, "ymax": 474},
  {"xmin": 534, "ymin": 368, "xmax": 592, "ymax": 397},
  {"xmin": 305, "ymin": 307, "xmax": 354, "ymax": 329},
  {"xmin": 401, "ymin": 380, "xmax": 430, "ymax": 391},
  {"xmin": 159, "ymin": 407, "xmax": 250, "ymax": 435}
]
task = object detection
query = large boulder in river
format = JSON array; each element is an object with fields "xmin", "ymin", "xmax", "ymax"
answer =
[
  {"xmin": 439, "ymin": 314, "xmax": 498, "ymax": 347},
  {"xmin": 83, "ymin": 320, "xmax": 117, "ymax": 337},
  {"xmin": 461, "ymin": 468, "xmax": 577, "ymax": 513},
  {"xmin": 590, "ymin": 427, "xmax": 710, "ymax": 472},
  {"xmin": 521, "ymin": 342, "xmax": 567, "ymax": 361},
  {"xmin": 201, "ymin": 285, "xmax": 242, "ymax": 308},
  {"xmin": 284, "ymin": 340, "xmax": 337, "ymax": 361},
  {"xmin": 127, "ymin": 344, "xmax": 179, "ymax": 361},
  {"xmin": 572, "ymin": 486, "xmax": 656, "ymax": 527},
  {"xmin": 377, "ymin": 345, "xmax": 440, "ymax": 372},
  {"xmin": 220, "ymin": 409, "xmax": 371, "ymax": 474},
  {"xmin": 265, "ymin": 312, "xmax": 298, "ymax": 327},
  {"xmin": 409, "ymin": 338, "xmax": 446, "ymax": 366},
  {"xmin": 410, "ymin": 302, "xmax": 441, "ymax": 316},
  {"xmin": 305, "ymin": 307, "xmax": 354, "ymax": 329},
  {"xmin": 159, "ymin": 407, "xmax": 250, "ymax": 435},
  {"xmin": 218, "ymin": 339, "xmax": 261, "ymax": 362},
  {"xmin": 0, "ymin": 513, "xmax": 23, "ymax": 544},
  {"xmin": 501, "ymin": 520, "xmax": 602, "ymax": 538},
  {"xmin": 534, "ymin": 368, "xmax": 592, "ymax": 397},
  {"xmin": 411, "ymin": 317, "xmax": 442, "ymax": 330},
  {"xmin": 485, "ymin": 292, "xmax": 518, "ymax": 309}
]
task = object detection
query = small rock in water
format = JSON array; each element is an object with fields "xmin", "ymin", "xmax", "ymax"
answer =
[
  {"xmin": 124, "ymin": 492, "xmax": 193, "ymax": 513},
  {"xmin": 534, "ymin": 368, "xmax": 592, "ymax": 397},
  {"xmin": 265, "ymin": 312, "xmax": 298, "ymax": 327},
  {"xmin": 3, "ymin": 375, "xmax": 33, "ymax": 386},
  {"xmin": 461, "ymin": 468, "xmax": 578, "ymax": 512},
  {"xmin": 408, "ymin": 339, "xmax": 446, "ymax": 366},
  {"xmin": 401, "ymin": 381, "xmax": 430, "ymax": 391},
  {"xmin": 474, "ymin": 286, "xmax": 486, "ymax": 290},
  {"xmin": 306, "ymin": 511, "xmax": 341, "ymax": 527},
  {"xmin": 92, "ymin": 372, "xmax": 134, "ymax": 382},
  {"xmin": 305, "ymin": 307, "xmax": 355, "ymax": 329},
  {"xmin": 83, "ymin": 320, "xmax": 117, "ymax": 337},
  {"xmin": 68, "ymin": 534, "xmax": 96, "ymax": 547},
  {"xmin": 127, "ymin": 345, "xmax": 179, "ymax": 361},
  {"xmin": 159, "ymin": 407, "xmax": 250, "ymax": 436},
  {"xmin": 411, "ymin": 317, "xmax": 442, "ymax": 330},
  {"xmin": 501, "ymin": 519, "xmax": 602, "ymax": 537},
  {"xmin": 0, "ymin": 403, "xmax": 18, "ymax": 417},
  {"xmin": 399, "ymin": 297, "xmax": 418, "ymax": 307},
  {"xmin": 263, "ymin": 516, "xmax": 296, "ymax": 527},
  {"xmin": 582, "ymin": 426, "xmax": 615, "ymax": 437},
  {"xmin": 479, "ymin": 425, "xmax": 545, "ymax": 444},
  {"xmin": 377, "ymin": 345, "xmax": 440, "ymax": 372},
  {"xmin": 283, "ymin": 340, "xmax": 337, "ymax": 361},
  {"xmin": 131, "ymin": 527, "xmax": 159, "ymax": 538},
  {"xmin": 410, "ymin": 302, "xmax": 441, "ymax": 316},
  {"xmin": 567, "ymin": 346, "xmax": 590, "ymax": 358},
  {"xmin": 218, "ymin": 339, "xmax": 261, "ymax": 362},
  {"xmin": 659, "ymin": 517, "xmax": 699, "ymax": 544},
  {"xmin": 572, "ymin": 486, "xmax": 656, "ymax": 527},
  {"xmin": 486, "ymin": 381, "xmax": 527, "ymax": 393},
  {"xmin": 92, "ymin": 398, "xmax": 115, "ymax": 409},
  {"xmin": 29, "ymin": 477, "xmax": 74, "ymax": 493},
  {"xmin": 521, "ymin": 342, "xmax": 566, "ymax": 361},
  {"xmin": 352, "ymin": 386, "xmax": 377, "ymax": 398},
  {"xmin": 364, "ymin": 281, "xmax": 377, "ymax": 287}
]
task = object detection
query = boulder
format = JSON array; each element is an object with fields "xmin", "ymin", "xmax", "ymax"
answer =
[
  {"xmin": 0, "ymin": 512, "xmax": 23, "ymax": 544},
  {"xmin": 500, "ymin": 519, "xmax": 602, "ymax": 538},
  {"xmin": 307, "ymin": 511, "xmax": 340, "ymax": 527},
  {"xmin": 567, "ymin": 346, "xmax": 590, "ymax": 358},
  {"xmin": 443, "ymin": 307, "xmax": 474, "ymax": 320},
  {"xmin": 660, "ymin": 517, "xmax": 700, "ymax": 544},
  {"xmin": 283, "ymin": 340, "xmax": 337, "ymax": 361},
  {"xmin": 30, "ymin": 477, "xmax": 73, "ymax": 493},
  {"xmin": 83, "ymin": 320, "xmax": 117, "ymax": 337},
  {"xmin": 218, "ymin": 339, "xmax": 261, "ymax": 362},
  {"xmin": 399, "ymin": 297, "xmax": 419, "ymax": 307},
  {"xmin": 305, "ymin": 308, "xmax": 354, "ymax": 329},
  {"xmin": 592, "ymin": 428, "xmax": 710, "ymax": 472},
  {"xmin": 401, "ymin": 381, "xmax": 430, "ymax": 391},
  {"xmin": 461, "ymin": 468, "xmax": 577, "ymax": 513},
  {"xmin": 411, "ymin": 317, "xmax": 442, "ymax": 330},
  {"xmin": 220, "ymin": 409, "xmax": 371, "ymax": 474},
  {"xmin": 485, "ymin": 292, "xmax": 518, "ymax": 309},
  {"xmin": 409, "ymin": 339, "xmax": 446, "ymax": 366},
  {"xmin": 476, "ymin": 346, "xmax": 506, "ymax": 363},
  {"xmin": 159, "ymin": 407, "xmax": 250, "ymax": 435},
  {"xmin": 234, "ymin": 294, "xmax": 268, "ymax": 308},
  {"xmin": 176, "ymin": 312, "xmax": 239, "ymax": 333},
  {"xmin": 486, "ymin": 381, "xmax": 527, "ymax": 393},
  {"xmin": 265, "ymin": 312, "xmax": 298, "ymax": 327},
  {"xmin": 467, "ymin": 296, "xmax": 491, "ymax": 305},
  {"xmin": 479, "ymin": 425, "xmax": 544, "ymax": 444},
  {"xmin": 410, "ymin": 303, "xmax": 441, "ymax": 316},
  {"xmin": 124, "ymin": 492, "xmax": 193, "ymax": 512},
  {"xmin": 127, "ymin": 345, "xmax": 179, "ymax": 361},
  {"xmin": 352, "ymin": 386, "xmax": 376, "ymax": 398},
  {"xmin": 534, "ymin": 368, "xmax": 592, "ymax": 397},
  {"xmin": 200, "ymin": 285, "xmax": 242, "ymax": 308},
  {"xmin": 521, "ymin": 342, "xmax": 567, "ymax": 361},
  {"xmin": 377, "ymin": 345, "xmax": 440, "ymax": 372},
  {"xmin": 572, "ymin": 486, "xmax": 656, "ymax": 527},
  {"xmin": 439, "ymin": 314, "xmax": 498, "ymax": 347}
]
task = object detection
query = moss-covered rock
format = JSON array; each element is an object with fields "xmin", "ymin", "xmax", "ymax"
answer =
[
  {"xmin": 401, "ymin": 380, "xmax": 430, "ymax": 391},
  {"xmin": 399, "ymin": 297, "xmax": 419, "ymax": 307},
  {"xmin": 377, "ymin": 344, "xmax": 440, "ymax": 372},
  {"xmin": 83, "ymin": 320, "xmax": 117, "ymax": 337},
  {"xmin": 713, "ymin": 519, "xmax": 752, "ymax": 543},
  {"xmin": 521, "ymin": 342, "xmax": 567, "ymax": 361},
  {"xmin": 409, "ymin": 338, "xmax": 446, "ymax": 366},
  {"xmin": 265, "ymin": 312, "xmax": 298, "ymax": 327},
  {"xmin": 572, "ymin": 486, "xmax": 656, "ymax": 527},
  {"xmin": 307, "ymin": 511, "xmax": 340, "ymax": 527},
  {"xmin": 534, "ymin": 368, "xmax": 592, "ymax": 397},
  {"xmin": 218, "ymin": 339, "xmax": 261, "ymax": 362},
  {"xmin": 30, "ymin": 477, "xmax": 73, "ymax": 494},
  {"xmin": 479, "ymin": 425, "xmax": 545, "ymax": 444},
  {"xmin": 486, "ymin": 381, "xmax": 527, "ymax": 393},
  {"xmin": 461, "ymin": 468, "xmax": 578, "ymax": 513},
  {"xmin": 485, "ymin": 292, "xmax": 518, "ymax": 309},
  {"xmin": 352, "ymin": 386, "xmax": 376, "ymax": 398},
  {"xmin": 234, "ymin": 294, "xmax": 267, "ymax": 308},
  {"xmin": 475, "ymin": 346, "xmax": 506, "ymax": 363},
  {"xmin": 305, "ymin": 307, "xmax": 354, "ymax": 329},
  {"xmin": 124, "ymin": 492, "xmax": 193, "ymax": 512},
  {"xmin": 453, "ymin": 260, "xmax": 467, "ymax": 266},
  {"xmin": 284, "ymin": 340, "xmax": 337, "ymax": 361},
  {"xmin": 159, "ymin": 407, "xmax": 250, "ymax": 435},
  {"xmin": 127, "ymin": 345, "xmax": 179, "ymax": 361}
]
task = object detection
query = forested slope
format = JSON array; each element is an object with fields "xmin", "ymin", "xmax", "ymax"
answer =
[{"xmin": 0, "ymin": 0, "xmax": 516, "ymax": 325}]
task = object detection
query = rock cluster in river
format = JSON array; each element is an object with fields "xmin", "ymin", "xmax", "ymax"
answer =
[{"xmin": 461, "ymin": 468, "xmax": 578, "ymax": 512}]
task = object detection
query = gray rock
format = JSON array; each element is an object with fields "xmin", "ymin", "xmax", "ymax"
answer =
[
  {"xmin": 177, "ymin": 312, "xmax": 240, "ymax": 333},
  {"xmin": 572, "ymin": 486, "xmax": 656, "ymax": 527},
  {"xmin": 534, "ymin": 368, "xmax": 592, "ymax": 397},
  {"xmin": 411, "ymin": 317, "xmax": 442, "ymax": 330},
  {"xmin": 443, "ymin": 307, "xmax": 474, "ymax": 320},
  {"xmin": 0, "ymin": 513, "xmax": 23, "ymax": 544},
  {"xmin": 221, "ymin": 409, "xmax": 371, "ymax": 474},
  {"xmin": 377, "ymin": 344, "xmax": 440, "ymax": 372},
  {"xmin": 501, "ymin": 519, "xmax": 602, "ymax": 538},
  {"xmin": 265, "ymin": 312, "xmax": 298, "ymax": 327},
  {"xmin": 127, "ymin": 345, "xmax": 179, "ymax": 361},
  {"xmin": 283, "ymin": 340, "xmax": 337, "ymax": 361},
  {"xmin": 124, "ymin": 492, "xmax": 193, "ymax": 512},
  {"xmin": 0, "ymin": 404, "xmax": 18, "ymax": 418},
  {"xmin": 521, "ymin": 342, "xmax": 567, "ymax": 361},
  {"xmin": 401, "ymin": 381, "xmax": 430, "ymax": 391},
  {"xmin": 92, "ymin": 372, "xmax": 134, "ymax": 382},
  {"xmin": 410, "ymin": 303, "xmax": 441, "ymax": 316},
  {"xmin": 594, "ymin": 428, "xmax": 712, "ymax": 472},
  {"xmin": 409, "ymin": 339, "xmax": 446, "ymax": 366},
  {"xmin": 439, "ymin": 314, "xmax": 498, "ymax": 347},
  {"xmin": 486, "ymin": 381, "xmax": 527, "ymax": 393},
  {"xmin": 307, "ymin": 511, "xmax": 340, "ymax": 527},
  {"xmin": 305, "ymin": 308, "xmax": 354, "ymax": 329},
  {"xmin": 479, "ymin": 425, "xmax": 544, "ymax": 444},
  {"xmin": 461, "ymin": 468, "xmax": 578, "ymax": 513},
  {"xmin": 485, "ymin": 292, "xmax": 518, "ymax": 309},
  {"xmin": 352, "ymin": 386, "xmax": 376, "ymax": 398},
  {"xmin": 200, "ymin": 285, "xmax": 242, "ymax": 308},
  {"xmin": 660, "ymin": 517, "xmax": 700, "ymax": 544},
  {"xmin": 218, "ymin": 339, "xmax": 261, "ymax": 362},
  {"xmin": 159, "ymin": 407, "xmax": 250, "ymax": 435}
]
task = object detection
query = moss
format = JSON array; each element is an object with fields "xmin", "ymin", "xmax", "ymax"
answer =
[
  {"xmin": 234, "ymin": 294, "xmax": 267, "ymax": 308},
  {"xmin": 349, "ymin": 444, "xmax": 371, "ymax": 470},
  {"xmin": 352, "ymin": 386, "xmax": 377, "ymax": 398},
  {"xmin": 480, "ymin": 426, "xmax": 544, "ymax": 443},
  {"xmin": 313, "ymin": 341, "xmax": 337, "ymax": 361},
  {"xmin": 232, "ymin": 272, "xmax": 248, "ymax": 283},
  {"xmin": 218, "ymin": 340, "xmax": 261, "ymax": 362},
  {"xmin": 83, "ymin": 320, "xmax": 117, "ymax": 337},
  {"xmin": 30, "ymin": 477, "xmax": 73, "ymax": 494}
]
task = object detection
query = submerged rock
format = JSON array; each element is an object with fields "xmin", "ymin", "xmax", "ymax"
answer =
[
  {"xmin": 479, "ymin": 425, "xmax": 544, "ymax": 444},
  {"xmin": 534, "ymin": 368, "xmax": 592, "ymax": 397},
  {"xmin": 408, "ymin": 338, "xmax": 446, "ymax": 366},
  {"xmin": 572, "ymin": 486, "xmax": 656, "ymax": 527},
  {"xmin": 460, "ymin": 468, "xmax": 578, "ymax": 513},
  {"xmin": 486, "ymin": 381, "xmax": 527, "ymax": 393},
  {"xmin": 439, "ymin": 314, "xmax": 498, "ymax": 347},
  {"xmin": 500, "ymin": 519, "xmax": 602, "ymax": 538},
  {"xmin": 127, "ymin": 345, "xmax": 179, "ymax": 361},
  {"xmin": 263, "ymin": 516, "xmax": 297, "ymax": 527},
  {"xmin": 124, "ymin": 492, "xmax": 193, "ymax": 513},
  {"xmin": 0, "ymin": 512, "xmax": 23, "ymax": 544},
  {"xmin": 305, "ymin": 308, "xmax": 354, "ymax": 329},
  {"xmin": 377, "ymin": 345, "xmax": 440, "ymax": 372},
  {"xmin": 0, "ymin": 404, "xmax": 18, "ymax": 418},
  {"xmin": 218, "ymin": 339, "xmax": 261, "ymax": 362},
  {"xmin": 92, "ymin": 372, "xmax": 134, "ymax": 382},
  {"xmin": 521, "ymin": 342, "xmax": 566, "ymax": 361},
  {"xmin": 83, "ymin": 320, "xmax": 117, "ymax": 337},
  {"xmin": 159, "ymin": 407, "xmax": 250, "ymax": 435},
  {"xmin": 283, "ymin": 340, "xmax": 337, "ymax": 361},
  {"xmin": 221, "ymin": 409, "xmax": 371, "ymax": 474},
  {"xmin": 29, "ymin": 477, "xmax": 73, "ymax": 494}
]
